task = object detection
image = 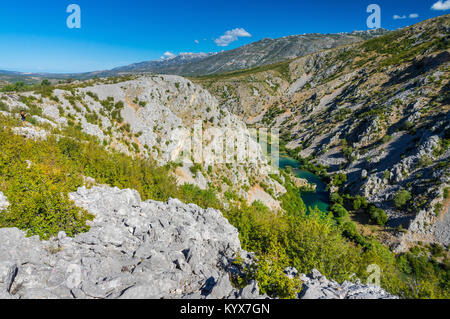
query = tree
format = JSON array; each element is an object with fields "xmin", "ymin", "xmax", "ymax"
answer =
[
  {"xmin": 394, "ymin": 190, "xmax": 412, "ymax": 208},
  {"xmin": 330, "ymin": 192, "xmax": 343, "ymax": 205},
  {"xmin": 353, "ymin": 195, "xmax": 368, "ymax": 210},
  {"xmin": 369, "ymin": 206, "xmax": 388, "ymax": 225},
  {"xmin": 333, "ymin": 173, "xmax": 348, "ymax": 186},
  {"xmin": 331, "ymin": 203, "xmax": 348, "ymax": 218}
]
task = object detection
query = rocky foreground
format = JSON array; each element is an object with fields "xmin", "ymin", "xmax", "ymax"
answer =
[{"xmin": 0, "ymin": 186, "xmax": 396, "ymax": 299}]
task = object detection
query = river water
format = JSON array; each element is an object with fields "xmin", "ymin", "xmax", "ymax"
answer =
[{"xmin": 278, "ymin": 154, "xmax": 330, "ymax": 212}]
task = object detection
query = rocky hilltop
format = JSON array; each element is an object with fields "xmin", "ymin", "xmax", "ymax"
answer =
[
  {"xmin": 194, "ymin": 15, "xmax": 450, "ymax": 251},
  {"xmin": 0, "ymin": 185, "xmax": 395, "ymax": 299}
]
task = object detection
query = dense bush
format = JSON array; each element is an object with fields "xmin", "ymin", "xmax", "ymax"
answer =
[
  {"xmin": 331, "ymin": 203, "xmax": 349, "ymax": 219},
  {"xmin": 248, "ymin": 242, "xmax": 302, "ymax": 299},
  {"xmin": 332, "ymin": 173, "xmax": 347, "ymax": 186},
  {"xmin": 189, "ymin": 163, "xmax": 202, "ymax": 176},
  {"xmin": 0, "ymin": 126, "xmax": 92, "ymax": 239},
  {"xmin": 330, "ymin": 192, "xmax": 344, "ymax": 205},
  {"xmin": 394, "ymin": 189, "xmax": 412, "ymax": 208},
  {"xmin": 369, "ymin": 206, "xmax": 388, "ymax": 226},
  {"xmin": 352, "ymin": 195, "xmax": 368, "ymax": 210},
  {"xmin": 179, "ymin": 184, "xmax": 221, "ymax": 210}
]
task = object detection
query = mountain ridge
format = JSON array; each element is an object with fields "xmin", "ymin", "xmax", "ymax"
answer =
[{"xmin": 0, "ymin": 28, "xmax": 389, "ymax": 83}]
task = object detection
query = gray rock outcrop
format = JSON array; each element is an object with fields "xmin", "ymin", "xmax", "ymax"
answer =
[
  {"xmin": 12, "ymin": 126, "xmax": 48, "ymax": 140},
  {"xmin": 0, "ymin": 186, "xmax": 261, "ymax": 299},
  {"xmin": 297, "ymin": 269, "xmax": 397, "ymax": 300},
  {"xmin": 0, "ymin": 185, "xmax": 399, "ymax": 300}
]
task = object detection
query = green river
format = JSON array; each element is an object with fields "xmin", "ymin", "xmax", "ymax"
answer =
[{"xmin": 278, "ymin": 154, "xmax": 330, "ymax": 212}]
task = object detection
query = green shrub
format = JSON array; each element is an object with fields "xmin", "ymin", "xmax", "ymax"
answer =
[
  {"xmin": 369, "ymin": 206, "xmax": 388, "ymax": 225},
  {"xmin": 418, "ymin": 155, "xmax": 434, "ymax": 168},
  {"xmin": 332, "ymin": 173, "xmax": 347, "ymax": 186},
  {"xmin": 382, "ymin": 135, "xmax": 393, "ymax": 144},
  {"xmin": 189, "ymin": 163, "xmax": 202, "ymax": 176},
  {"xmin": 342, "ymin": 146, "xmax": 354, "ymax": 161},
  {"xmin": 249, "ymin": 241, "xmax": 302, "ymax": 299},
  {"xmin": 331, "ymin": 203, "xmax": 348, "ymax": 218},
  {"xmin": 179, "ymin": 184, "xmax": 221, "ymax": 210},
  {"xmin": 403, "ymin": 121, "xmax": 414, "ymax": 131},
  {"xmin": 330, "ymin": 192, "xmax": 344, "ymax": 205},
  {"xmin": 394, "ymin": 190, "xmax": 412, "ymax": 208},
  {"xmin": 353, "ymin": 195, "xmax": 368, "ymax": 210},
  {"xmin": 0, "ymin": 101, "xmax": 8, "ymax": 112},
  {"xmin": 0, "ymin": 130, "xmax": 92, "ymax": 239}
]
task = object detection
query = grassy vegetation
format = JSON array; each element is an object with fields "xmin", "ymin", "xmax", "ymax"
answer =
[
  {"xmin": 0, "ymin": 114, "xmax": 216, "ymax": 238},
  {"xmin": 191, "ymin": 59, "xmax": 293, "ymax": 84},
  {"xmin": 0, "ymin": 75, "xmax": 139, "ymax": 95}
]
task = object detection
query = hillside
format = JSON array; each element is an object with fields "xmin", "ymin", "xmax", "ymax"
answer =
[
  {"xmin": 0, "ymin": 74, "xmax": 288, "ymax": 210},
  {"xmin": 193, "ymin": 15, "xmax": 450, "ymax": 252}
]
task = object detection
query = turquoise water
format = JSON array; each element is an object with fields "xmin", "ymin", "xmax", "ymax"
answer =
[{"xmin": 279, "ymin": 155, "xmax": 330, "ymax": 212}]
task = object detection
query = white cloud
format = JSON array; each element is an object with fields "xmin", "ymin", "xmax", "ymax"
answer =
[
  {"xmin": 393, "ymin": 13, "xmax": 420, "ymax": 20},
  {"xmin": 431, "ymin": 0, "xmax": 450, "ymax": 10},
  {"xmin": 214, "ymin": 28, "xmax": 252, "ymax": 47},
  {"xmin": 161, "ymin": 51, "xmax": 176, "ymax": 60},
  {"xmin": 194, "ymin": 40, "xmax": 199, "ymax": 44}
]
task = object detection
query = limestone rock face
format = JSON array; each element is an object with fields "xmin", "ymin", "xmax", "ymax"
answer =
[
  {"xmin": 297, "ymin": 269, "xmax": 397, "ymax": 300},
  {"xmin": 0, "ymin": 186, "xmax": 262, "ymax": 300},
  {"xmin": 12, "ymin": 126, "xmax": 48, "ymax": 140},
  {"xmin": 0, "ymin": 186, "xmax": 399, "ymax": 300}
]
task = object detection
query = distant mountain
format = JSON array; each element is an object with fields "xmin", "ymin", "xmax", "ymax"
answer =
[
  {"xmin": 106, "ymin": 29, "xmax": 389, "ymax": 77},
  {"xmin": 0, "ymin": 29, "xmax": 389, "ymax": 84},
  {"xmin": 110, "ymin": 52, "xmax": 217, "ymax": 74}
]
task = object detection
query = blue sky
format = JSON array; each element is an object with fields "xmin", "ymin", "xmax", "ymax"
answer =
[{"xmin": 0, "ymin": 0, "xmax": 448, "ymax": 73}]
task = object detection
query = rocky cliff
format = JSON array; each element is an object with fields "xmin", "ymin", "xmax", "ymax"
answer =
[{"xmin": 0, "ymin": 186, "xmax": 395, "ymax": 299}]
